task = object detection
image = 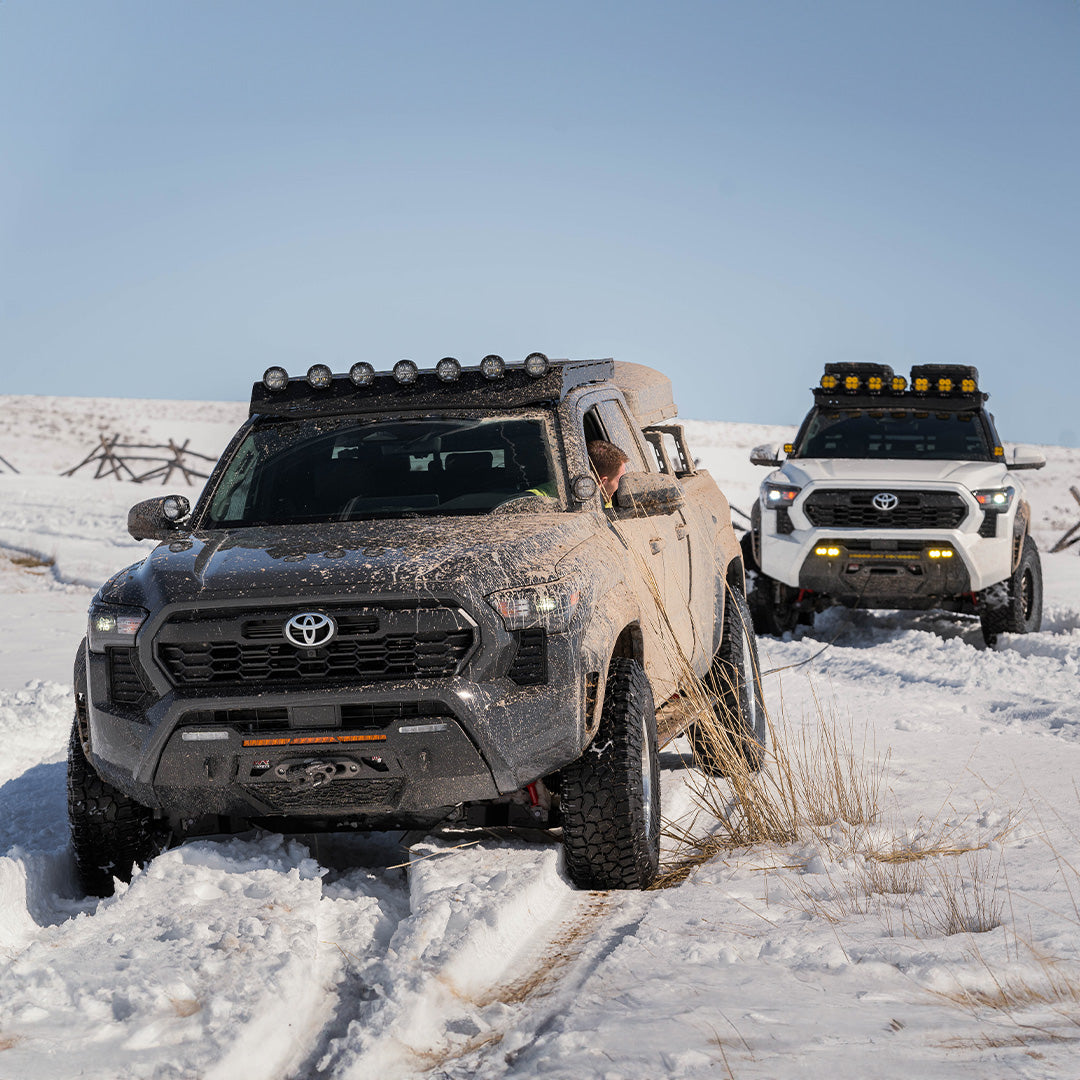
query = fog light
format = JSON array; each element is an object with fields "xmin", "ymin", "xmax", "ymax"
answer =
[
  {"xmin": 524, "ymin": 352, "xmax": 550, "ymax": 377},
  {"xmin": 349, "ymin": 362, "xmax": 375, "ymax": 386},
  {"xmin": 307, "ymin": 364, "xmax": 333, "ymax": 389},
  {"xmin": 815, "ymin": 545, "xmax": 841, "ymax": 557},
  {"xmin": 393, "ymin": 360, "xmax": 419, "ymax": 384},
  {"xmin": 262, "ymin": 366, "xmax": 289, "ymax": 391},
  {"xmin": 927, "ymin": 548, "xmax": 954, "ymax": 559},
  {"xmin": 435, "ymin": 357, "xmax": 462, "ymax": 382},
  {"xmin": 480, "ymin": 354, "xmax": 506, "ymax": 379}
]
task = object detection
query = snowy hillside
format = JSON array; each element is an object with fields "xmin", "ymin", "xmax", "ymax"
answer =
[{"xmin": 1, "ymin": 395, "xmax": 1079, "ymax": 1079}]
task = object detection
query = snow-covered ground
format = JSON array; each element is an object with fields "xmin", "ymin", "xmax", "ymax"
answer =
[{"xmin": 1, "ymin": 394, "xmax": 1079, "ymax": 1079}]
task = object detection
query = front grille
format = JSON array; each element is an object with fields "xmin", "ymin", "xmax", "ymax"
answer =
[
  {"xmin": 156, "ymin": 602, "xmax": 476, "ymax": 688},
  {"xmin": 507, "ymin": 629, "xmax": 547, "ymax": 685},
  {"xmin": 243, "ymin": 777, "xmax": 403, "ymax": 813},
  {"xmin": 803, "ymin": 489, "xmax": 967, "ymax": 530},
  {"xmin": 108, "ymin": 648, "xmax": 150, "ymax": 706}
]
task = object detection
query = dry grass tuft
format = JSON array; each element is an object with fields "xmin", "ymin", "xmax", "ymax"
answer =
[
  {"xmin": 933, "ymin": 941, "xmax": 1080, "ymax": 1038},
  {"xmin": 7, "ymin": 552, "xmax": 54, "ymax": 570},
  {"xmin": 170, "ymin": 998, "xmax": 202, "ymax": 1018}
]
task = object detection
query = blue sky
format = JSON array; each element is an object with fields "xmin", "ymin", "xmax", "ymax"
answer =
[{"xmin": 2, "ymin": 1, "xmax": 1077, "ymax": 445}]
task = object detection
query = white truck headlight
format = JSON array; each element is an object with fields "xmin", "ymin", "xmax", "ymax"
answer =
[
  {"xmin": 486, "ymin": 580, "xmax": 581, "ymax": 632},
  {"xmin": 762, "ymin": 482, "xmax": 801, "ymax": 507},
  {"xmin": 972, "ymin": 486, "xmax": 1015, "ymax": 511}
]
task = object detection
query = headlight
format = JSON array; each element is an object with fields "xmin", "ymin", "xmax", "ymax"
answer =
[
  {"xmin": 972, "ymin": 487, "xmax": 1015, "ymax": 511},
  {"xmin": 762, "ymin": 483, "xmax": 801, "ymax": 507},
  {"xmin": 486, "ymin": 580, "xmax": 581, "ymax": 632},
  {"xmin": 88, "ymin": 601, "xmax": 148, "ymax": 653}
]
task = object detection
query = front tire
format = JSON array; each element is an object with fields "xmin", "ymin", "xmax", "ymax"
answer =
[
  {"xmin": 67, "ymin": 720, "xmax": 162, "ymax": 897},
  {"xmin": 689, "ymin": 588, "xmax": 767, "ymax": 776},
  {"xmin": 559, "ymin": 658, "xmax": 661, "ymax": 890},
  {"xmin": 979, "ymin": 535, "xmax": 1043, "ymax": 647}
]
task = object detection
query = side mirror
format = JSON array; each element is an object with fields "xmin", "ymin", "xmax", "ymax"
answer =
[
  {"xmin": 1006, "ymin": 447, "xmax": 1046, "ymax": 471},
  {"xmin": 613, "ymin": 473, "xmax": 685, "ymax": 517},
  {"xmin": 750, "ymin": 444, "xmax": 784, "ymax": 467},
  {"xmin": 128, "ymin": 495, "xmax": 191, "ymax": 541}
]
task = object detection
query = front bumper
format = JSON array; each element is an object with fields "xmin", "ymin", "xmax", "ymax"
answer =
[
  {"xmin": 84, "ymin": 594, "xmax": 594, "ymax": 824},
  {"xmin": 794, "ymin": 539, "xmax": 973, "ymax": 609},
  {"xmin": 758, "ymin": 498, "xmax": 1015, "ymax": 603}
]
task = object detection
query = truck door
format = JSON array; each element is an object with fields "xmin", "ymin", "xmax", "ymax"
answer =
[{"xmin": 581, "ymin": 395, "xmax": 697, "ymax": 686}]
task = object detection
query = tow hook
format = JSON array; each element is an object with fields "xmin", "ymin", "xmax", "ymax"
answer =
[{"xmin": 275, "ymin": 759, "xmax": 356, "ymax": 789}]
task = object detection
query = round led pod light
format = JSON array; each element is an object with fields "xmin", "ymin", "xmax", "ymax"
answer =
[
  {"xmin": 349, "ymin": 362, "xmax": 375, "ymax": 387},
  {"xmin": 524, "ymin": 352, "xmax": 550, "ymax": 378},
  {"xmin": 162, "ymin": 495, "xmax": 190, "ymax": 521},
  {"xmin": 480, "ymin": 354, "xmax": 506, "ymax": 380},
  {"xmin": 436, "ymin": 357, "xmax": 462, "ymax": 382},
  {"xmin": 263, "ymin": 366, "xmax": 289, "ymax": 392},
  {"xmin": 393, "ymin": 359, "xmax": 419, "ymax": 385},
  {"xmin": 307, "ymin": 364, "xmax": 333, "ymax": 389},
  {"xmin": 820, "ymin": 374, "xmax": 838, "ymax": 390}
]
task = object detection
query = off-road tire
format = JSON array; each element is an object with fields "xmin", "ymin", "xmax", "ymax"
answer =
[
  {"xmin": 979, "ymin": 535, "xmax": 1043, "ymax": 647},
  {"xmin": 559, "ymin": 658, "xmax": 660, "ymax": 890},
  {"xmin": 746, "ymin": 568, "xmax": 801, "ymax": 637},
  {"xmin": 67, "ymin": 719, "xmax": 162, "ymax": 897},
  {"xmin": 689, "ymin": 588, "xmax": 767, "ymax": 776}
]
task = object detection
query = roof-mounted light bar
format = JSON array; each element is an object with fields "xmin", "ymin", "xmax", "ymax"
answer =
[
  {"xmin": 260, "ymin": 353, "xmax": 554, "ymax": 392},
  {"xmin": 819, "ymin": 363, "xmax": 896, "ymax": 395},
  {"xmin": 909, "ymin": 364, "xmax": 980, "ymax": 398},
  {"xmin": 816, "ymin": 362, "xmax": 982, "ymax": 401}
]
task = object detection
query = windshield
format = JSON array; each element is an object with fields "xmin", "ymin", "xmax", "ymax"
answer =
[
  {"xmin": 204, "ymin": 413, "xmax": 560, "ymax": 526},
  {"xmin": 795, "ymin": 408, "xmax": 994, "ymax": 461}
]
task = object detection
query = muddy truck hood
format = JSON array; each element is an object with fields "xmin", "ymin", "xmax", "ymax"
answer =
[{"xmin": 99, "ymin": 514, "xmax": 599, "ymax": 610}]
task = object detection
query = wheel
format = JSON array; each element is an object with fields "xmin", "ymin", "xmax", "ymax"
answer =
[
  {"xmin": 979, "ymin": 535, "xmax": 1043, "ymax": 647},
  {"xmin": 689, "ymin": 588, "xmax": 767, "ymax": 776},
  {"xmin": 746, "ymin": 568, "xmax": 801, "ymax": 637},
  {"xmin": 559, "ymin": 658, "xmax": 661, "ymax": 890},
  {"xmin": 67, "ymin": 719, "xmax": 163, "ymax": 897}
]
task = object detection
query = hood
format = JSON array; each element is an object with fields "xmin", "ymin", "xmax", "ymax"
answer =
[
  {"xmin": 772, "ymin": 458, "xmax": 1011, "ymax": 490},
  {"xmin": 102, "ymin": 514, "xmax": 599, "ymax": 610}
]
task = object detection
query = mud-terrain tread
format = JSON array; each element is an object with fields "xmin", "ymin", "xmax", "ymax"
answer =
[
  {"xmin": 67, "ymin": 719, "xmax": 160, "ymax": 897},
  {"xmin": 689, "ymin": 588, "xmax": 767, "ymax": 776},
  {"xmin": 559, "ymin": 658, "xmax": 660, "ymax": 891},
  {"xmin": 979, "ymin": 535, "xmax": 1042, "ymax": 646}
]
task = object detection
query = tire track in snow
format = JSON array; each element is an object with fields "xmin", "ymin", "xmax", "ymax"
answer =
[{"xmin": 422, "ymin": 890, "xmax": 651, "ymax": 1080}]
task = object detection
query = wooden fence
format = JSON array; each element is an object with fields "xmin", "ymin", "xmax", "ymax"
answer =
[{"xmin": 62, "ymin": 435, "xmax": 216, "ymax": 486}]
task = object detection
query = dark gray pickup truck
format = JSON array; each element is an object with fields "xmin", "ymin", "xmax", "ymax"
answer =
[{"xmin": 71, "ymin": 355, "xmax": 763, "ymax": 894}]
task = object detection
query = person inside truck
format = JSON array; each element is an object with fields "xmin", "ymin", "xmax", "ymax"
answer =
[{"xmin": 587, "ymin": 439, "xmax": 629, "ymax": 507}]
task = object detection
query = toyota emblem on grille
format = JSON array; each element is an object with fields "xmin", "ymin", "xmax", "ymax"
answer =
[
  {"xmin": 284, "ymin": 612, "xmax": 336, "ymax": 647},
  {"xmin": 872, "ymin": 492, "xmax": 900, "ymax": 512}
]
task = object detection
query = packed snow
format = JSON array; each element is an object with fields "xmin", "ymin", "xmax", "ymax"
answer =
[{"xmin": 1, "ymin": 394, "xmax": 1079, "ymax": 1079}]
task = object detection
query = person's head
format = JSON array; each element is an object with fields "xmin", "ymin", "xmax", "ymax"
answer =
[{"xmin": 586, "ymin": 440, "xmax": 629, "ymax": 502}]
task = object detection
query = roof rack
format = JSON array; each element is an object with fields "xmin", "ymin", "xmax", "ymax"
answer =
[
  {"xmin": 249, "ymin": 357, "xmax": 615, "ymax": 418},
  {"xmin": 812, "ymin": 362, "xmax": 988, "ymax": 408}
]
